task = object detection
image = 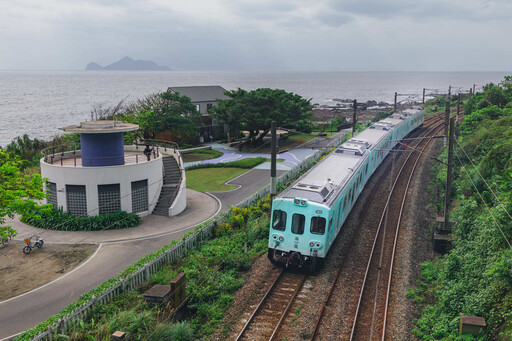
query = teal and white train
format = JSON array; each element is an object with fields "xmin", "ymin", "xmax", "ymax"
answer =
[{"xmin": 268, "ymin": 107, "xmax": 425, "ymax": 272}]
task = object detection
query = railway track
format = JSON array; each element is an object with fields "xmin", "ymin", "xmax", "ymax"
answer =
[
  {"xmin": 233, "ymin": 109, "xmax": 455, "ymax": 341},
  {"xmin": 309, "ymin": 112, "xmax": 448, "ymax": 340},
  {"xmin": 348, "ymin": 118, "xmax": 446, "ymax": 340},
  {"xmin": 235, "ymin": 269, "xmax": 307, "ymax": 341}
]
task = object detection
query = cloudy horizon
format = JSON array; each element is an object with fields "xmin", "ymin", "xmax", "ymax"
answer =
[{"xmin": 1, "ymin": 0, "xmax": 511, "ymax": 72}]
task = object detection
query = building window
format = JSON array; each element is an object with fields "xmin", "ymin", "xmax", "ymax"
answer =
[
  {"xmin": 66, "ymin": 185, "xmax": 87, "ymax": 216},
  {"xmin": 131, "ymin": 180, "xmax": 148, "ymax": 213},
  {"xmin": 47, "ymin": 182, "xmax": 57, "ymax": 208},
  {"xmin": 206, "ymin": 103, "xmax": 213, "ymax": 110},
  {"xmin": 98, "ymin": 184, "xmax": 121, "ymax": 214}
]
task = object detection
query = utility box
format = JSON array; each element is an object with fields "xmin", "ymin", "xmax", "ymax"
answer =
[
  {"xmin": 460, "ymin": 315, "xmax": 486, "ymax": 337},
  {"xmin": 433, "ymin": 216, "xmax": 453, "ymax": 254},
  {"xmin": 171, "ymin": 272, "xmax": 186, "ymax": 309},
  {"xmin": 142, "ymin": 284, "xmax": 171, "ymax": 307}
]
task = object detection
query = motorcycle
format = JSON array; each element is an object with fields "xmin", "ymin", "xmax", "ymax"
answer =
[{"xmin": 23, "ymin": 235, "xmax": 44, "ymax": 254}]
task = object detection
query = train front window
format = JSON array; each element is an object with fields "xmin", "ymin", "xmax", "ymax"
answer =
[
  {"xmin": 291, "ymin": 214, "xmax": 305, "ymax": 235},
  {"xmin": 311, "ymin": 217, "xmax": 326, "ymax": 235},
  {"xmin": 272, "ymin": 210, "xmax": 287, "ymax": 231}
]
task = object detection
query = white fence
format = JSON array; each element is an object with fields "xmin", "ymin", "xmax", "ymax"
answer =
[{"xmin": 27, "ymin": 133, "xmax": 346, "ymax": 341}]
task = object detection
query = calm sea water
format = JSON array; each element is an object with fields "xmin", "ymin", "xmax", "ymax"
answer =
[{"xmin": 0, "ymin": 70, "xmax": 508, "ymax": 147}]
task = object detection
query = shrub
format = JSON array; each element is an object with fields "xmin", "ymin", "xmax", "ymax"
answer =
[
  {"xmin": 21, "ymin": 208, "xmax": 141, "ymax": 231},
  {"xmin": 186, "ymin": 157, "xmax": 267, "ymax": 170}
]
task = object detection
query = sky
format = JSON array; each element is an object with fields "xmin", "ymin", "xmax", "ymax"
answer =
[{"xmin": 0, "ymin": 0, "xmax": 511, "ymax": 71}]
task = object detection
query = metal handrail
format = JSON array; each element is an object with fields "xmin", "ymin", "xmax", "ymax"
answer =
[{"xmin": 41, "ymin": 141, "xmax": 166, "ymax": 166}]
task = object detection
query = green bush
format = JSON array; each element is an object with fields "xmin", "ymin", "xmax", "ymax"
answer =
[
  {"xmin": 186, "ymin": 157, "xmax": 267, "ymax": 170},
  {"xmin": 21, "ymin": 208, "xmax": 141, "ymax": 231}
]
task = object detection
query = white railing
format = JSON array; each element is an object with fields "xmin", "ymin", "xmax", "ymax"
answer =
[{"xmin": 26, "ymin": 134, "xmax": 346, "ymax": 341}]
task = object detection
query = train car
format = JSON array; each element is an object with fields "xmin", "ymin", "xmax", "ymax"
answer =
[{"xmin": 268, "ymin": 106, "xmax": 424, "ymax": 272}]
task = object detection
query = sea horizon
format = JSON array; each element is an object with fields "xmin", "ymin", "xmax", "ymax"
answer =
[{"xmin": 0, "ymin": 70, "xmax": 509, "ymax": 147}]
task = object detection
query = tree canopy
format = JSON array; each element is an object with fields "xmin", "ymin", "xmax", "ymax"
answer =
[
  {"xmin": 116, "ymin": 90, "xmax": 202, "ymax": 143},
  {"xmin": 0, "ymin": 149, "xmax": 49, "ymax": 234},
  {"xmin": 210, "ymin": 88, "xmax": 312, "ymax": 141}
]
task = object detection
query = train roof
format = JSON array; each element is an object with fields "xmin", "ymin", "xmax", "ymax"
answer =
[{"xmin": 278, "ymin": 108, "xmax": 423, "ymax": 206}]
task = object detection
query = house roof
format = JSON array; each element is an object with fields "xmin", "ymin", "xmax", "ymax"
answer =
[{"xmin": 168, "ymin": 86, "xmax": 230, "ymax": 103}]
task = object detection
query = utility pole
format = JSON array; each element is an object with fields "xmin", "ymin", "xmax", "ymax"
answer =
[
  {"xmin": 270, "ymin": 121, "xmax": 277, "ymax": 201},
  {"xmin": 456, "ymin": 96, "xmax": 461, "ymax": 123},
  {"xmin": 448, "ymin": 86, "xmax": 451, "ymax": 102},
  {"xmin": 444, "ymin": 116, "xmax": 455, "ymax": 231},
  {"xmin": 444, "ymin": 98, "xmax": 450, "ymax": 147},
  {"xmin": 473, "ymin": 84, "xmax": 476, "ymax": 95},
  {"xmin": 352, "ymin": 99, "xmax": 357, "ymax": 135},
  {"xmin": 394, "ymin": 92, "xmax": 398, "ymax": 113},
  {"xmin": 422, "ymin": 88, "xmax": 426, "ymax": 105}
]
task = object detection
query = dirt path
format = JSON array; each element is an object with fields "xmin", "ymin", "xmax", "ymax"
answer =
[{"xmin": 0, "ymin": 243, "xmax": 97, "ymax": 300}]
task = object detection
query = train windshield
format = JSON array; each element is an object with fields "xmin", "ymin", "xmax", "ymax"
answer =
[
  {"xmin": 311, "ymin": 217, "xmax": 326, "ymax": 235},
  {"xmin": 272, "ymin": 210, "xmax": 287, "ymax": 231},
  {"xmin": 291, "ymin": 214, "xmax": 305, "ymax": 235}
]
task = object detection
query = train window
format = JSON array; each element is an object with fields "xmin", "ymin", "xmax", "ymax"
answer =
[
  {"xmin": 311, "ymin": 217, "xmax": 326, "ymax": 235},
  {"xmin": 272, "ymin": 210, "xmax": 287, "ymax": 231},
  {"xmin": 291, "ymin": 214, "xmax": 305, "ymax": 235},
  {"xmin": 343, "ymin": 195, "xmax": 347, "ymax": 210}
]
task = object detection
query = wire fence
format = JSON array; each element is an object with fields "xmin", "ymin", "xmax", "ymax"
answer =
[{"xmin": 26, "ymin": 133, "xmax": 346, "ymax": 341}]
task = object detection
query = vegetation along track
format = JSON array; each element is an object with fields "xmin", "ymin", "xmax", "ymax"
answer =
[
  {"xmin": 309, "ymin": 112, "xmax": 449, "ymax": 340},
  {"xmin": 235, "ymin": 269, "xmax": 307, "ymax": 341}
]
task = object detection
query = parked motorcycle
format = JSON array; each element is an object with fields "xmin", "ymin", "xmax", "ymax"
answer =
[{"xmin": 23, "ymin": 235, "xmax": 44, "ymax": 254}]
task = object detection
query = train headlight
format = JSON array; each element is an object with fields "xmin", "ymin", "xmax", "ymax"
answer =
[
  {"xmin": 294, "ymin": 198, "xmax": 307, "ymax": 207},
  {"xmin": 279, "ymin": 236, "xmax": 284, "ymax": 242}
]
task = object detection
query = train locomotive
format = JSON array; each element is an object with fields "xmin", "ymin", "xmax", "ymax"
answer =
[{"xmin": 268, "ymin": 107, "xmax": 425, "ymax": 272}]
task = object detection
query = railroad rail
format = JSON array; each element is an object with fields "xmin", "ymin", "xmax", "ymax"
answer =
[
  {"xmin": 235, "ymin": 269, "xmax": 306, "ymax": 341},
  {"xmin": 348, "ymin": 117, "xmax": 446, "ymax": 340}
]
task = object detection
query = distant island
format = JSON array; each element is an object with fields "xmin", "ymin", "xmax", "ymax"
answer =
[{"xmin": 85, "ymin": 56, "xmax": 171, "ymax": 71}]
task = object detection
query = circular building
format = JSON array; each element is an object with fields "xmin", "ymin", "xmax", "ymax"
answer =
[{"xmin": 40, "ymin": 120, "xmax": 186, "ymax": 217}]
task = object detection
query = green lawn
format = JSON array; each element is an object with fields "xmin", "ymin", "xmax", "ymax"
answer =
[{"xmin": 186, "ymin": 167, "xmax": 248, "ymax": 192}]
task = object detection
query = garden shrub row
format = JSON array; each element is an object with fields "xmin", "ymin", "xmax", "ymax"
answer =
[
  {"xmin": 186, "ymin": 157, "xmax": 267, "ymax": 170},
  {"xmin": 21, "ymin": 208, "xmax": 141, "ymax": 231}
]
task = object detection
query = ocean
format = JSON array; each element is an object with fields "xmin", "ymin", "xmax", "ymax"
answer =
[{"xmin": 0, "ymin": 70, "xmax": 508, "ymax": 147}]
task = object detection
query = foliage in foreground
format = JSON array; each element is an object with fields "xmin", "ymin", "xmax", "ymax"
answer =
[
  {"xmin": 411, "ymin": 78, "xmax": 512, "ymax": 340},
  {"xmin": 21, "ymin": 208, "xmax": 141, "ymax": 231},
  {"xmin": 0, "ymin": 149, "xmax": 50, "ymax": 237}
]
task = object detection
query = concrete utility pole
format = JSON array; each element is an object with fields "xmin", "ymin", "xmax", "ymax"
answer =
[
  {"xmin": 448, "ymin": 86, "xmax": 451, "ymax": 102},
  {"xmin": 444, "ymin": 100, "xmax": 450, "ymax": 147},
  {"xmin": 352, "ymin": 99, "xmax": 357, "ymax": 135},
  {"xmin": 444, "ymin": 116, "xmax": 455, "ymax": 231},
  {"xmin": 422, "ymin": 88, "xmax": 426, "ymax": 104},
  {"xmin": 473, "ymin": 84, "xmax": 476, "ymax": 95},
  {"xmin": 270, "ymin": 121, "xmax": 277, "ymax": 201},
  {"xmin": 394, "ymin": 92, "xmax": 398, "ymax": 113},
  {"xmin": 456, "ymin": 96, "xmax": 461, "ymax": 123}
]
